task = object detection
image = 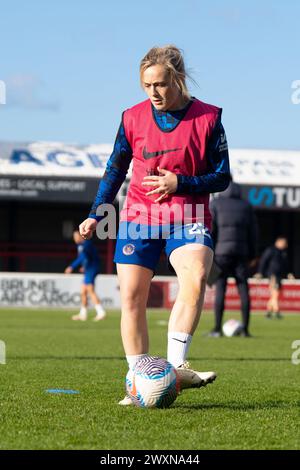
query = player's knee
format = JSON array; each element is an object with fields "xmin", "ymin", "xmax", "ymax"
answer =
[
  {"xmin": 121, "ymin": 289, "xmax": 145, "ymax": 312},
  {"xmin": 186, "ymin": 264, "xmax": 208, "ymax": 287},
  {"xmin": 178, "ymin": 270, "xmax": 207, "ymax": 305}
]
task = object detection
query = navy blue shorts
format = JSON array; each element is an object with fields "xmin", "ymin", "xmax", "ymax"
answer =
[
  {"xmin": 114, "ymin": 222, "xmax": 214, "ymax": 272},
  {"xmin": 83, "ymin": 269, "xmax": 99, "ymax": 285}
]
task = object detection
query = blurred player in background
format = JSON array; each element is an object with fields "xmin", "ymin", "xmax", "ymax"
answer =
[
  {"xmin": 256, "ymin": 236, "xmax": 294, "ymax": 319},
  {"xmin": 64, "ymin": 230, "xmax": 106, "ymax": 321},
  {"xmin": 209, "ymin": 178, "xmax": 258, "ymax": 337},
  {"xmin": 79, "ymin": 45, "xmax": 230, "ymax": 405}
]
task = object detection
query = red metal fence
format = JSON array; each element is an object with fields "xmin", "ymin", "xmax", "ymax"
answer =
[{"xmin": 0, "ymin": 241, "xmax": 115, "ymax": 274}]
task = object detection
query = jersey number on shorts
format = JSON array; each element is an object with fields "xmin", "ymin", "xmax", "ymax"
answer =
[{"xmin": 188, "ymin": 223, "xmax": 210, "ymax": 236}]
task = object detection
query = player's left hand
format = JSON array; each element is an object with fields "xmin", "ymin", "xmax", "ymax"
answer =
[
  {"xmin": 64, "ymin": 266, "xmax": 73, "ymax": 274},
  {"xmin": 142, "ymin": 167, "xmax": 178, "ymax": 203}
]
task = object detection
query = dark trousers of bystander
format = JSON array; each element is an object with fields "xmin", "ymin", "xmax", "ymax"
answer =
[{"xmin": 213, "ymin": 255, "xmax": 250, "ymax": 334}]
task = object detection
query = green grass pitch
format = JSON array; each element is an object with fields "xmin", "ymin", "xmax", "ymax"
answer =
[{"xmin": 0, "ymin": 308, "xmax": 299, "ymax": 450}]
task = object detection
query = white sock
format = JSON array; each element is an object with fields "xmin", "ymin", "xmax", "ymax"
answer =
[
  {"xmin": 167, "ymin": 332, "xmax": 193, "ymax": 368},
  {"xmin": 126, "ymin": 354, "xmax": 148, "ymax": 371},
  {"xmin": 79, "ymin": 306, "xmax": 87, "ymax": 317},
  {"xmin": 95, "ymin": 303, "xmax": 106, "ymax": 316}
]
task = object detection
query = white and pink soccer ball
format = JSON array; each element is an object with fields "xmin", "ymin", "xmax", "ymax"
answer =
[
  {"xmin": 126, "ymin": 356, "xmax": 180, "ymax": 408},
  {"xmin": 222, "ymin": 319, "xmax": 243, "ymax": 337}
]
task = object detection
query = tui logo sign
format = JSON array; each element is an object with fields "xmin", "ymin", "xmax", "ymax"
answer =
[
  {"xmin": 248, "ymin": 186, "xmax": 300, "ymax": 210},
  {"xmin": 248, "ymin": 187, "xmax": 274, "ymax": 206}
]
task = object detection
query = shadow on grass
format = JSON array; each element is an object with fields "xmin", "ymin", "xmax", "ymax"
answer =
[
  {"xmin": 174, "ymin": 400, "xmax": 300, "ymax": 411},
  {"xmin": 8, "ymin": 356, "xmax": 126, "ymax": 361},
  {"xmin": 189, "ymin": 357, "xmax": 291, "ymax": 362},
  {"xmin": 8, "ymin": 356, "xmax": 291, "ymax": 362},
  {"xmin": 7, "ymin": 354, "xmax": 291, "ymax": 362}
]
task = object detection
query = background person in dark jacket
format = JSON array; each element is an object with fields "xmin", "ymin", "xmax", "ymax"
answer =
[
  {"xmin": 256, "ymin": 237, "xmax": 293, "ymax": 319},
  {"xmin": 209, "ymin": 180, "xmax": 258, "ymax": 337}
]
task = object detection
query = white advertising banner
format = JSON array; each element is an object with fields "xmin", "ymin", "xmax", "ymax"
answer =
[
  {"xmin": 0, "ymin": 273, "xmax": 121, "ymax": 309},
  {"xmin": 0, "ymin": 142, "xmax": 113, "ymax": 178},
  {"xmin": 1, "ymin": 141, "xmax": 300, "ymax": 186},
  {"xmin": 229, "ymin": 148, "xmax": 300, "ymax": 186},
  {"xmin": 1, "ymin": 273, "xmax": 300, "ymax": 312}
]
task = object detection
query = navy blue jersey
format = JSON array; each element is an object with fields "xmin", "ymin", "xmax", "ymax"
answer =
[
  {"xmin": 258, "ymin": 246, "xmax": 289, "ymax": 279},
  {"xmin": 70, "ymin": 240, "xmax": 100, "ymax": 271},
  {"xmin": 89, "ymin": 99, "xmax": 230, "ymax": 220}
]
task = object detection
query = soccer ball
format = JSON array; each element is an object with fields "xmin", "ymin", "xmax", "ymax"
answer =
[
  {"xmin": 222, "ymin": 319, "xmax": 243, "ymax": 337},
  {"xmin": 126, "ymin": 356, "xmax": 180, "ymax": 408}
]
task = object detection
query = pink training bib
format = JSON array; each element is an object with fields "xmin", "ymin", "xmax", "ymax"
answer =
[{"xmin": 121, "ymin": 98, "xmax": 221, "ymax": 227}]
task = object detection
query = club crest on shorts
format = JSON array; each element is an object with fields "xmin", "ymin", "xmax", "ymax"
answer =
[{"xmin": 123, "ymin": 243, "xmax": 135, "ymax": 255}]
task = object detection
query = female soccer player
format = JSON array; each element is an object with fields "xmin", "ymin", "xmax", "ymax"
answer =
[
  {"xmin": 64, "ymin": 230, "xmax": 106, "ymax": 321},
  {"xmin": 79, "ymin": 45, "xmax": 230, "ymax": 405}
]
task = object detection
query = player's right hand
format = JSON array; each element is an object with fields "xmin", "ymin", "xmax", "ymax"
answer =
[{"xmin": 79, "ymin": 218, "xmax": 97, "ymax": 240}]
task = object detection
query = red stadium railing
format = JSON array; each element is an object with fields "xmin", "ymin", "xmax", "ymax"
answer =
[{"xmin": 0, "ymin": 240, "xmax": 115, "ymax": 274}]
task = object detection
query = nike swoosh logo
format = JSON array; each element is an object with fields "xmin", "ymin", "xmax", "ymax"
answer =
[
  {"xmin": 143, "ymin": 146, "xmax": 181, "ymax": 160},
  {"xmin": 172, "ymin": 338, "xmax": 187, "ymax": 344}
]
